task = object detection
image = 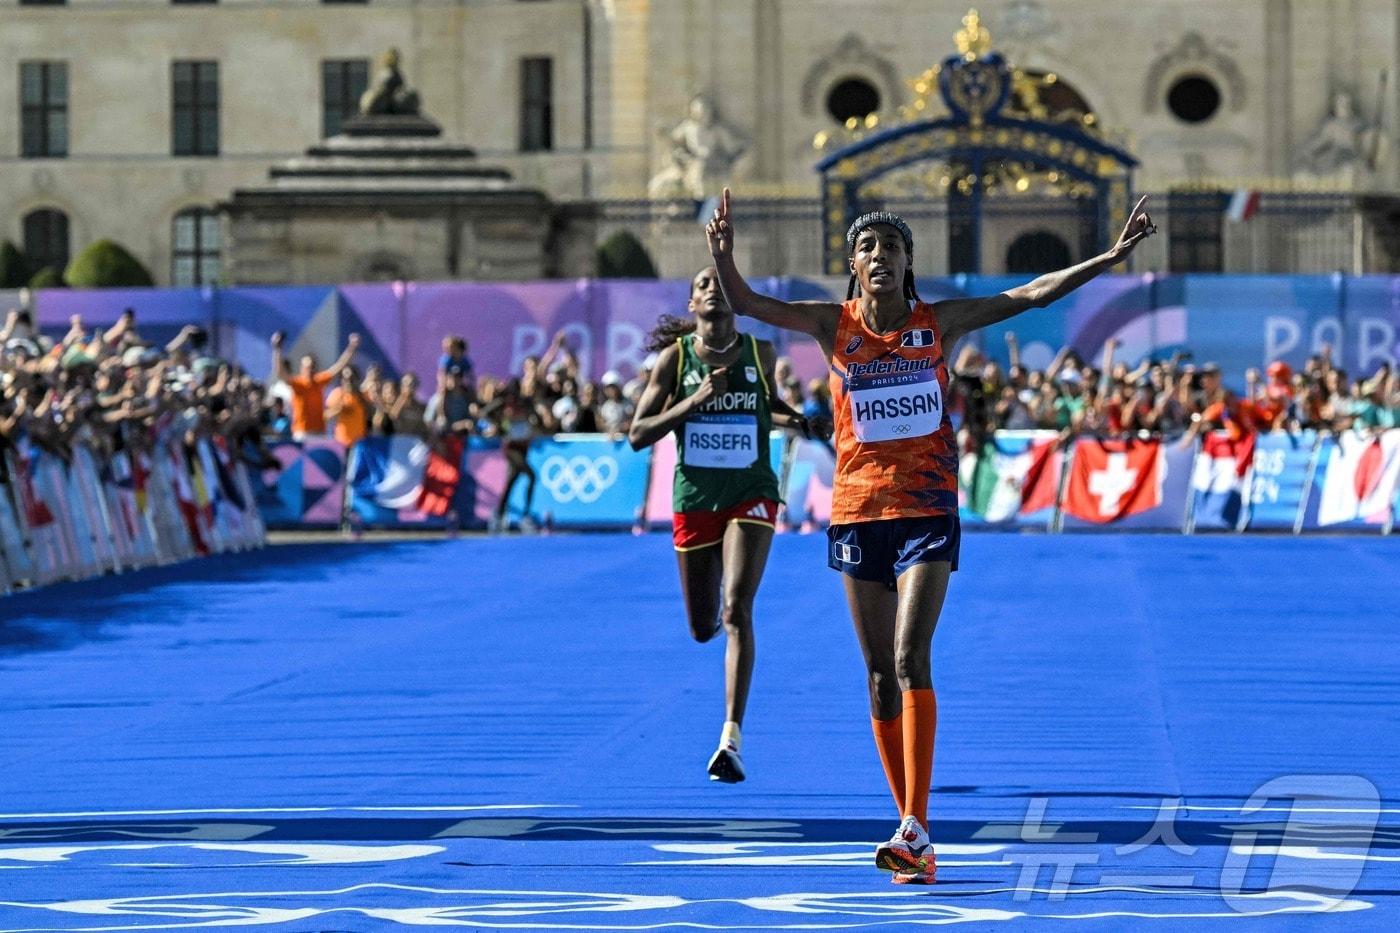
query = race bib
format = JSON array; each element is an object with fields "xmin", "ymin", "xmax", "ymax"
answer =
[
  {"xmin": 684, "ymin": 413, "xmax": 758, "ymax": 468},
  {"xmin": 849, "ymin": 370, "xmax": 943, "ymax": 442}
]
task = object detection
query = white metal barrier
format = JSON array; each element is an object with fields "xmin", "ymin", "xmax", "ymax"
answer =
[{"xmin": 0, "ymin": 434, "xmax": 267, "ymax": 596}]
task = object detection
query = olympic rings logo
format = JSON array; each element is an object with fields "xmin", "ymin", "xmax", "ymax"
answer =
[
  {"xmin": 541, "ymin": 455, "xmax": 619, "ymax": 503},
  {"xmin": 892, "ymin": 424, "xmax": 913, "ymax": 435}
]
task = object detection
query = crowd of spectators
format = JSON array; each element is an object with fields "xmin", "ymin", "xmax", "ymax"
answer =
[
  {"xmin": 268, "ymin": 331, "xmax": 643, "ymax": 449},
  {"xmin": 946, "ymin": 332, "xmax": 1400, "ymax": 445},
  {"xmin": 0, "ymin": 306, "xmax": 277, "ymax": 474},
  {"xmin": 6, "ymin": 301, "xmax": 1397, "ymax": 477}
]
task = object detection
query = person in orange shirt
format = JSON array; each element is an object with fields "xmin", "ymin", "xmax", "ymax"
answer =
[
  {"xmin": 326, "ymin": 367, "xmax": 370, "ymax": 447},
  {"xmin": 706, "ymin": 187, "xmax": 1155, "ymax": 885},
  {"xmin": 271, "ymin": 332, "xmax": 360, "ymax": 438}
]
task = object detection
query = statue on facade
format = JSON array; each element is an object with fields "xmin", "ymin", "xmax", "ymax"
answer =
[
  {"xmin": 648, "ymin": 95, "xmax": 747, "ymax": 199},
  {"xmin": 1295, "ymin": 89, "xmax": 1378, "ymax": 181},
  {"xmin": 359, "ymin": 48, "xmax": 422, "ymax": 117}
]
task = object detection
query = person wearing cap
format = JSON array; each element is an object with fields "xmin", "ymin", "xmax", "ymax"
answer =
[
  {"xmin": 597, "ymin": 371, "xmax": 633, "ymax": 436},
  {"xmin": 624, "ymin": 353, "xmax": 658, "ymax": 405},
  {"xmin": 705, "ymin": 186, "xmax": 1155, "ymax": 885},
  {"xmin": 1248, "ymin": 361, "xmax": 1294, "ymax": 430}
]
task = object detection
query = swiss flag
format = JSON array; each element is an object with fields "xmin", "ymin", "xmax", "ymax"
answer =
[{"xmin": 1064, "ymin": 438, "xmax": 1164, "ymax": 523}]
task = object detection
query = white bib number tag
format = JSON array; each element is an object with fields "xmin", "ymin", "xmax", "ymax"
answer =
[
  {"xmin": 684, "ymin": 414, "xmax": 758, "ymax": 468},
  {"xmin": 850, "ymin": 371, "xmax": 943, "ymax": 442}
]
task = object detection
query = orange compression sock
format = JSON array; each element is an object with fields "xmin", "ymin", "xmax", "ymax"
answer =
[
  {"xmin": 871, "ymin": 714, "xmax": 906, "ymax": 814},
  {"xmin": 900, "ymin": 688, "xmax": 937, "ymax": 828}
]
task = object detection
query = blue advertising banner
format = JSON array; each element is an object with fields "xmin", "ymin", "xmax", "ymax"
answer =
[
  {"xmin": 1245, "ymin": 431, "xmax": 1319, "ymax": 530},
  {"xmin": 507, "ymin": 435, "xmax": 651, "ymax": 528}
]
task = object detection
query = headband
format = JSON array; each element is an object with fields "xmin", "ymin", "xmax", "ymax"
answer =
[{"xmin": 845, "ymin": 211, "xmax": 914, "ymax": 255}]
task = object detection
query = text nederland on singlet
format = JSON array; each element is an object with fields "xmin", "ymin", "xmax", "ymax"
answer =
[
  {"xmin": 684, "ymin": 390, "xmax": 760, "ymax": 469},
  {"xmin": 849, "ymin": 366, "xmax": 943, "ymax": 443}
]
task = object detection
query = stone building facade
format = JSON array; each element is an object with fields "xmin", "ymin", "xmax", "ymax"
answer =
[{"xmin": 1, "ymin": 0, "xmax": 1396, "ymax": 284}]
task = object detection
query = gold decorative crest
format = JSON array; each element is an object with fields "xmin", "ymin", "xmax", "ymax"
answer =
[{"xmin": 955, "ymin": 9, "xmax": 992, "ymax": 61}]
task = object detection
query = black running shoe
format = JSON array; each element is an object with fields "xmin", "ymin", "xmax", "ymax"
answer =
[{"xmin": 707, "ymin": 743, "xmax": 745, "ymax": 783}]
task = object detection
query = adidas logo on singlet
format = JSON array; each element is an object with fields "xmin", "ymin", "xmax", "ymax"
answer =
[{"xmin": 745, "ymin": 503, "xmax": 770, "ymax": 519}]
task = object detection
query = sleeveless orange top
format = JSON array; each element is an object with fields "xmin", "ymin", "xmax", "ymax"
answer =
[{"xmin": 827, "ymin": 299, "xmax": 959, "ymax": 524}]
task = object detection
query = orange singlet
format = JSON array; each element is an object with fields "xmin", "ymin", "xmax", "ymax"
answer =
[{"xmin": 827, "ymin": 299, "xmax": 959, "ymax": 524}]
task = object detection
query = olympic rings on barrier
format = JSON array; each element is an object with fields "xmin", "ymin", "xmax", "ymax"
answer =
[{"xmin": 540, "ymin": 455, "xmax": 620, "ymax": 504}]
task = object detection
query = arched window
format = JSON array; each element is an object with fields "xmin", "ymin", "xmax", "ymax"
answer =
[
  {"xmin": 1006, "ymin": 230, "xmax": 1072, "ymax": 274},
  {"xmin": 172, "ymin": 207, "xmax": 221, "ymax": 285},
  {"xmin": 23, "ymin": 208, "xmax": 69, "ymax": 275}
]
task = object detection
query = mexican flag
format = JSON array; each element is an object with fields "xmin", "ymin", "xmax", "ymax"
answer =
[{"xmin": 965, "ymin": 431, "xmax": 1062, "ymax": 523}]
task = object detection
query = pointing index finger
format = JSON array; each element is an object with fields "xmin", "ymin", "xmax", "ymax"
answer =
[{"xmin": 722, "ymin": 187, "xmax": 731, "ymax": 219}]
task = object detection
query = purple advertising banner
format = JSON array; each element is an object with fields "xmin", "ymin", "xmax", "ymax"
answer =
[{"xmin": 12, "ymin": 275, "xmax": 1400, "ymax": 390}]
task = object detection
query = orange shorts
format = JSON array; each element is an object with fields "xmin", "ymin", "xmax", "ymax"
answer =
[{"xmin": 672, "ymin": 498, "xmax": 779, "ymax": 551}]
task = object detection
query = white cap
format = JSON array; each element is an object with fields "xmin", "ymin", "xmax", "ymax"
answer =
[{"xmin": 601, "ymin": 370, "xmax": 622, "ymax": 386}]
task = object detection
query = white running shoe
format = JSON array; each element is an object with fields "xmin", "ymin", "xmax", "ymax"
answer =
[
  {"xmin": 706, "ymin": 743, "xmax": 745, "ymax": 783},
  {"xmin": 875, "ymin": 816, "xmax": 934, "ymax": 873}
]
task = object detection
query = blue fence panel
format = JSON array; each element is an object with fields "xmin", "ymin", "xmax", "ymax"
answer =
[
  {"xmin": 509, "ymin": 435, "xmax": 651, "ymax": 529},
  {"xmin": 1245, "ymin": 431, "xmax": 1318, "ymax": 530}
]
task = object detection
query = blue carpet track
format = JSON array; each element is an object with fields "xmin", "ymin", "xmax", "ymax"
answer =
[{"xmin": 1, "ymin": 533, "xmax": 1399, "ymax": 930}]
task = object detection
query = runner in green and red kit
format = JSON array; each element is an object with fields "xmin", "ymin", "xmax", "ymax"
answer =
[{"xmin": 629, "ymin": 266, "xmax": 829, "ymax": 782}]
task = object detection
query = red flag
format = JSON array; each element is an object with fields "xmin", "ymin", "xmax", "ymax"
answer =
[
  {"xmin": 416, "ymin": 435, "xmax": 465, "ymax": 517},
  {"xmin": 1020, "ymin": 439, "xmax": 1060, "ymax": 514},
  {"xmin": 1064, "ymin": 438, "xmax": 1163, "ymax": 523},
  {"xmin": 14, "ymin": 454, "xmax": 54, "ymax": 528}
]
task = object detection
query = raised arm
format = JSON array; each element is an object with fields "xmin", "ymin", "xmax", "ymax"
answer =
[
  {"xmin": 1004, "ymin": 330, "xmax": 1022, "ymax": 370},
  {"xmin": 320, "ymin": 333, "xmax": 361, "ymax": 379},
  {"xmin": 1098, "ymin": 337, "xmax": 1119, "ymax": 395},
  {"xmin": 270, "ymin": 332, "xmax": 290, "ymax": 383},
  {"xmin": 935, "ymin": 196, "xmax": 1156, "ymax": 347},
  {"xmin": 706, "ymin": 188, "xmax": 841, "ymax": 354},
  {"xmin": 627, "ymin": 342, "xmax": 719, "ymax": 450}
]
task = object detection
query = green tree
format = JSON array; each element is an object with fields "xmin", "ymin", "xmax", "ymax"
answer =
[
  {"xmin": 64, "ymin": 239, "xmax": 155, "ymax": 288},
  {"xmin": 596, "ymin": 231, "xmax": 658, "ymax": 278},
  {"xmin": 0, "ymin": 240, "xmax": 32, "ymax": 289}
]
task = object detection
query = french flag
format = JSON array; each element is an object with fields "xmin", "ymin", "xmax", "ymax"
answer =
[
  {"xmin": 1226, "ymin": 189, "xmax": 1260, "ymax": 223},
  {"xmin": 1191, "ymin": 431, "xmax": 1256, "ymax": 528}
]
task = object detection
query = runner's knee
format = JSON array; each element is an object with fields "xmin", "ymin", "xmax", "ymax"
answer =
[
  {"xmin": 720, "ymin": 600, "xmax": 752, "ymax": 635},
  {"xmin": 867, "ymin": 669, "xmax": 901, "ymax": 716},
  {"xmin": 894, "ymin": 646, "xmax": 931, "ymax": 689}
]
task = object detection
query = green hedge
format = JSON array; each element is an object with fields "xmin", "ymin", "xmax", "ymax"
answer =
[
  {"xmin": 596, "ymin": 231, "xmax": 658, "ymax": 279},
  {"xmin": 64, "ymin": 239, "xmax": 154, "ymax": 288}
]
